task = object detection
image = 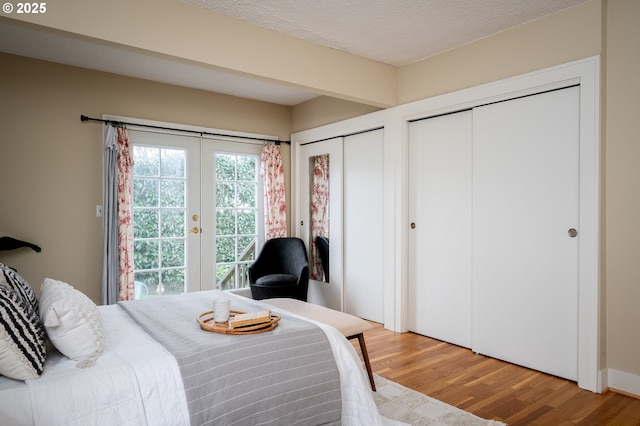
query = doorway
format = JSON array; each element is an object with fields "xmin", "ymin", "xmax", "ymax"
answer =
[{"xmin": 129, "ymin": 129, "xmax": 264, "ymax": 296}]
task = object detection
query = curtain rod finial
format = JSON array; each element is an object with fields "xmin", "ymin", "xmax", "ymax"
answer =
[{"xmin": 80, "ymin": 115, "xmax": 89, "ymax": 122}]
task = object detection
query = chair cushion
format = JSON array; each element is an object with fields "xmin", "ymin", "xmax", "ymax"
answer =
[{"xmin": 255, "ymin": 274, "xmax": 297, "ymax": 287}]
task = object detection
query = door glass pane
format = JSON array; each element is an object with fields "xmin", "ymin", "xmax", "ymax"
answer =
[
  {"xmin": 214, "ymin": 153, "xmax": 258, "ymax": 291},
  {"xmin": 132, "ymin": 145, "xmax": 187, "ymax": 298}
]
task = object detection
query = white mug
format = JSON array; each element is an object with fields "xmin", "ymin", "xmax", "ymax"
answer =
[{"xmin": 213, "ymin": 298, "xmax": 231, "ymax": 323}]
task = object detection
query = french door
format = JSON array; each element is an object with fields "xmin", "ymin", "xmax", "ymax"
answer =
[
  {"xmin": 130, "ymin": 130, "xmax": 201, "ymax": 296},
  {"xmin": 201, "ymin": 140, "xmax": 264, "ymax": 293},
  {"xmin": 129, "ymin": 129, "xmax": 263, "ymax": 297}
]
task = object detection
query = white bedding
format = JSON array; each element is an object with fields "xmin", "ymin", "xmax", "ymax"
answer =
[{"xmin": 0, "ymin": 295, "xmax": 397, "ymax": 426}]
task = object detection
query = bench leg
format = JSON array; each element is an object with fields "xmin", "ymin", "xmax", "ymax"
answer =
[{"xmin": 348, "ymin": 333, "xmax": 376, "ymax": 391}]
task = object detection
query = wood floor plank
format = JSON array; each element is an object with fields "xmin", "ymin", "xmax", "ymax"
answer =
[{"xmin": 354, "ymin": 322, "xmax": 640, "ymax": 425}]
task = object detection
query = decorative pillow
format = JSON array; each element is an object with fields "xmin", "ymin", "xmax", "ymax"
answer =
[
  {"xmin": 39, "ymin": 278, "xmax": 103, "ymax": 368},
  {"xmin": 0, "ymin": 263, "xmax": 38, "ymax": 314},
  {"xmin": 0, "ymin": 284, "xmax": 46, "ymax": 380}
]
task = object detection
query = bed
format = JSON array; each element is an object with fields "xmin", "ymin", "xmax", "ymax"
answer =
[{"xmin": 0, "ymin": 266, "xmax": 395, "ymax": 426}]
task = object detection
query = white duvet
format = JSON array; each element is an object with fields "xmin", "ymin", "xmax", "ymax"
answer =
[
  {"xmin": 0, "ymin": 297, "xmax": 400, "ymax": 426},
  {"xmin": 20, "ymin": 304, "xmax": 189, "ymax": 426}
]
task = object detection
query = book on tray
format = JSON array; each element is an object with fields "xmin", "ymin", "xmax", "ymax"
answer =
[{"xmin": 228, "ymin": 310, "xmax": 272, "ymax": 328}]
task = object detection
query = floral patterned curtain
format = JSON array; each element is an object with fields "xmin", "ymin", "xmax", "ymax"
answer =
[
  {"xmin": 310, "ymin": 154, "xmax": 329, "ymax": 281},
  {"xmin": 260, "ymin": 143, "xmax": 287, "ymax": 239},
  {"xmin": 116, "ymin": 127, "xmax": 135, "ymax": 301}
]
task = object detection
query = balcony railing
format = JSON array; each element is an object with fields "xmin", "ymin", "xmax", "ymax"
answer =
[{"xmin": 218, "ymin": 239, "xmax": 256, "ymax": 290}]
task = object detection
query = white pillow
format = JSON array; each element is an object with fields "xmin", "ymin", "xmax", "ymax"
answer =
[{"xmin": 39, "ymin": 278, "xmax": 103, "ymax": 367}]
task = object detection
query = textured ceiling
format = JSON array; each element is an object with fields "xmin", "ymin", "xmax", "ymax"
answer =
[
  {"xmin": 183, "ymin": 0, "xmax": 588, "ymax": 66},
  {"xmin": 0, "ymin": 0, "xmax": 589, "ymax": 105}
]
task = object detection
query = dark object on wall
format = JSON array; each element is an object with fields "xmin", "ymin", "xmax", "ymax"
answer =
[
  {"xmin": 315, "ymin": 236, "xmax": 329, "ymax": 282},
  {"xmin": 249, "ymin": 238, "xmax": 309, "ymax": 302},
  {"xmin": 0, "ymin": 237, "xmax": 41, "ymax": 252}
]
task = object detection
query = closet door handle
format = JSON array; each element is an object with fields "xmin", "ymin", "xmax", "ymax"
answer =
[
  {"xmin": 568, "ymin": 228, "xmax": 578, "ymax": 238},
  {"xmin": 410, "ymin": 222, "xmax": 416, "ymax": 229}
]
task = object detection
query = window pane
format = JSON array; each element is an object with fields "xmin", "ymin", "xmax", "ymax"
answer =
[
  {"xmin": 161, "ymin": 149, "xmax": 185, "ymax": 178},
  {"xmin": 161, "ymin": 269, "xmax": 185, "ymax": 295},
  {"xmin": 216, "ymin": 154, "xmax": 236, "ymax": 181},
  {"xmin": 161, "ymin": 210, "xmax": 184, "ymax": 238},
  {"xmin": 238, "ymin": 236, "xmax": 255, "ymax": 260},
  {"xmin": 237, "ymin": 156, "xmax": 256, "ymax": 181},
  {"xmin": 237, "ymin": 210, "xmax": 255, "ymax": 235},
  {"xmin": 133, "ymin": 146, "xmax": 159, "ymax": 177},
  {"xmin": 237, "ymin": 183, "xmax": 255, "ymax": 208},
  {"xmin": 134, "ymin": 178, "xmax": 159, "ymax": 207},
  {"xmin": 214, "ymin": 153, "xmax": 260, "ymax": 291},
  {"xmin": 216, "ymin": 237, "xmax": 235, "ymax": 263},
  {"xmin": 134, "ymin": 240, "xmax": 159, "ymax": 270},
  {"xmin": 134, "ymin": 209, "xmax": 158, "ymax": 238},
  {"xmin": 160, "ymin": 180, "xmax": 185, "ymax": 207},
  {"xmin": 132, "ymin": 139, "xmax": 190, "ymax": 297},
  {"xmin": 216, "ymin": 182, "xmax": 235, "ymax": 207},
  {"xmin": 216, "ymin": 264, "xmax": 233, "ymax": 289},
  {"xmin": 216, "ymin": 209, "xmax": 235, "ymax": 236},
  {"xmin": 161, "ymin": 240, "xmax": 185, "ymax": 268},
  {"xmin": 134, "ymin": 271, "xmax": 158, "ymax": 287}
]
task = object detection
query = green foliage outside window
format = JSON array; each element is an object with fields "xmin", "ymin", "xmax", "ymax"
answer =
[
  {"xmin": 132, "ymin": 146, "xmax": 187, "ymax": 297},
  {"xmin": 132, "ymin": 147, "xmax": 259, "ymax": 297}
]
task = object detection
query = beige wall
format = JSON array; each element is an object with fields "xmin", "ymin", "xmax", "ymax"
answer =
[
  {"xmin": 0, "ymin": 53, "xmax": 291, "ymax": 303},
  {"xmin": 291, "ymin": 96, "xmax": 382, "ymax": 133},
  {"xmin": 605, "ymin": 0, "xmax": 640, "ymax": 376},
  {"xmin": 398, "ymin": 0, "xmax": 602, "ymax": 104}
]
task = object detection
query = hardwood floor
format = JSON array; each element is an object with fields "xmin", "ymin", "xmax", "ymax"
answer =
[{"xmin": 354, "ymin": 322, "xmax": 640, "ymax": 425}]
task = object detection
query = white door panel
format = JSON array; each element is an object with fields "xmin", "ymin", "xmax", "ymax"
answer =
[
  {"xmin": 408, "ymin": 111, "xmax": 473, "ymax": 348},
  {"xmin": 472, "ymin": 87, "xmax": 580, "ymax": 380},
  {"xmin": 344, "ymin": 129, "xmax": 384, "ymax": 322}
]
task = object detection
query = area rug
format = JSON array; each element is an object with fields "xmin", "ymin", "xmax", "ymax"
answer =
[{"xmin": 373, "ymin": 375, "xmax": 506, "ymax": 426}]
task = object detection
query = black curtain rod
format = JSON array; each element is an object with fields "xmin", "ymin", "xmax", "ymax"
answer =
[{"xmin": 80, "ymin": 115, "xmax": 289, "ymax": 145}]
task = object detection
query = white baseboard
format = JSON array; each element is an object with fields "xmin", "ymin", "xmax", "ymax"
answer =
[{"xmin": 607, "ymin": 368, "xmax": 640, "ymax": 398}]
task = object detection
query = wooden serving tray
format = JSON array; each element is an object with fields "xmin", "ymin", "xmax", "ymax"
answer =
[{"xmin": 197, "ymin": 309, "xmax": 280, "ymax": 335}]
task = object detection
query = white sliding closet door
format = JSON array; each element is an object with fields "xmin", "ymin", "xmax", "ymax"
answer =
[
  {"xmin": 344, "ymin": 129, "xmax": 384, "ymax": 322},
  {"xmin": 472, "ymin": 87, "xmax": 580, "ymax": 381},
  {"xmin": 408, "ymin": 111, "xmax": 473, "ymax": 348}
]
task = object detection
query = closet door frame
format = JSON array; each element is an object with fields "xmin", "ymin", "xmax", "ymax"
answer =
[
  {"xmin": 291, "ymin": 111, "xmax": 396, "ymax": 326},
  {"xmin": 394, "ymin": 56, "xmax": 601, "ymax": 392}
]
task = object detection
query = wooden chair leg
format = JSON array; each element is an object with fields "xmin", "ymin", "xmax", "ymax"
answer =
[{"xmin": 348, "ymin": 333, "xmax": 376, "ymax": 391}]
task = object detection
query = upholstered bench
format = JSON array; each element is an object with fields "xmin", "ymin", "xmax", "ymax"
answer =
[{"xmin": 261, "ymin": 298, "xmax": 376, "ymax": 391}]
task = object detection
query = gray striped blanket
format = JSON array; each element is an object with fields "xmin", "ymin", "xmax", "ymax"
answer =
[{"xmin": 119, "ymin": 291, "xmax": 342, "ymax": 425}]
